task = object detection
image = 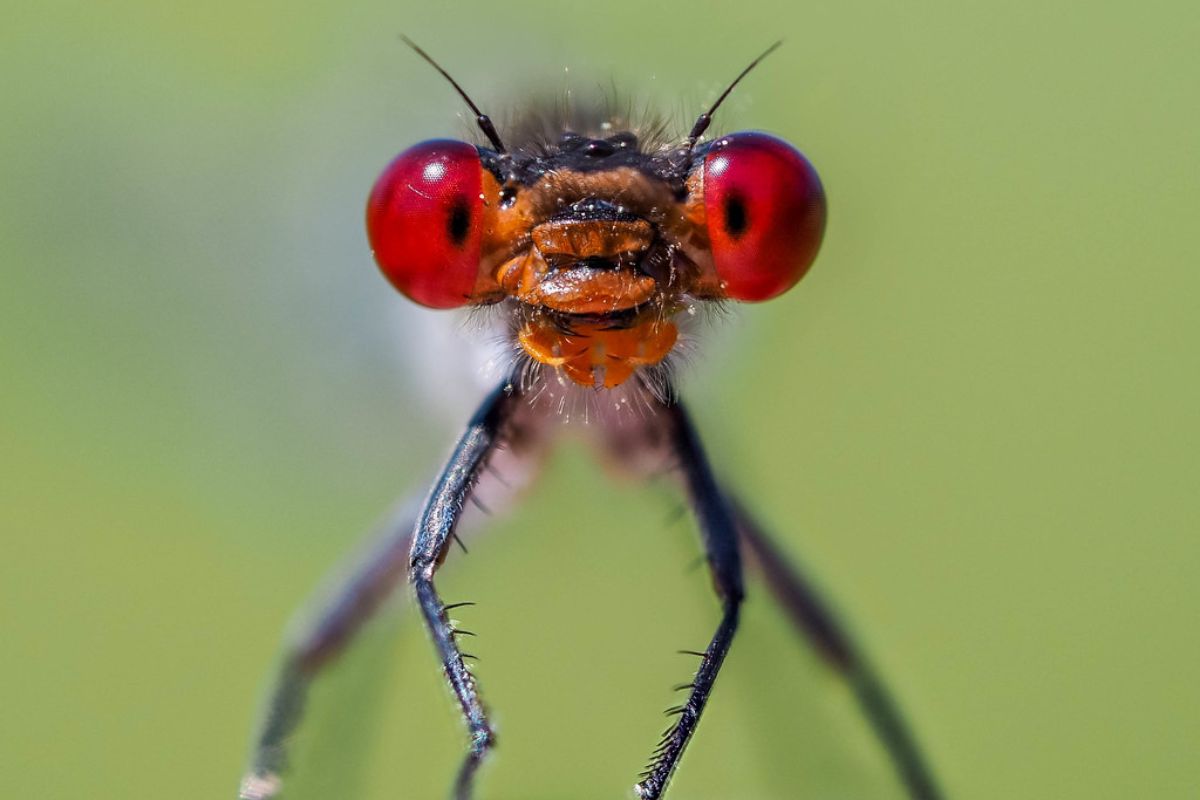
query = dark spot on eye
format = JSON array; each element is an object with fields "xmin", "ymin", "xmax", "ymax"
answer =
[
  {"xmin": 723, "ymin": 195, "xmax": 748, "ymax": 237},
  {"xmin": 500, "ymin": 186, "xmax": 517, "ymax": 208},
  {"xmin": 447, "ymin": 199, "xmax": 471, "ymax": 246}
]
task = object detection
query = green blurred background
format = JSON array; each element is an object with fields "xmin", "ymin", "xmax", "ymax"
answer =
[{"xmin": 3, "ymin": 1, "xmax": 1197, "ymax": 798}]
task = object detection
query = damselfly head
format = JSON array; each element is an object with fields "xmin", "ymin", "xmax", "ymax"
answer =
[{"xmin": 366, "ymin": 41, "xmax": 826, "ymax": 391}]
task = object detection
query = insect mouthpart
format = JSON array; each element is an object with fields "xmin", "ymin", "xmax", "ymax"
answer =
[
  {"xmin": 495, "ymin": 192, "xmax": 680, "ymax": 389},
  {"xmin": 522, "ymin": 215, "xmax": 658, "ymax": 307}
]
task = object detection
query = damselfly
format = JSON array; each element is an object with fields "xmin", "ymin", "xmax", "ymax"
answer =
[{"xmin": 238, "ymin": 39, "xmax": 942, "ymax": 800}]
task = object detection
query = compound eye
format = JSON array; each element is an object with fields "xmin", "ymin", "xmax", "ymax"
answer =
[
  {"xmin": 701, "ymin": 132, "xmax": 826, "ymax": 302},
  {"xmin": 366, "ymin": 139, "xmax": 485, "ymax": 309}
]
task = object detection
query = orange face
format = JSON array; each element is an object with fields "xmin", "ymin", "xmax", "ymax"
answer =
[
  {"xmin": 481, "ymin": 165, "xmax": 698, "ymax": 390},
  {"xmin": 366, "ymin": 128, "xmax": 826, "ymax": 390}
]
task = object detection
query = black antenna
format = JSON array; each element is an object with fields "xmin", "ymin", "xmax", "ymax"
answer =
[
  {"xmin": 400, "ymin": 35, "xmax": 506, "ymax": 153},
  {"xmin": 685, "ymin": 41, "xmax": 783, "ymax": 150}
]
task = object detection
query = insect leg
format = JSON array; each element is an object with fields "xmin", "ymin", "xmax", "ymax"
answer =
[
  {"xmin": 408, "ymin": 380, "xmax": 523, "ymax": 800},
  {"xmin": 238, "ymin": 502, "xmax": 419, "ymax": 800},
  {"xmin": 635, "ymin": 399, "xmax": 744, "ymax": 800},
  {"xmin": 732, "ymin": 497, "xmax": 945, "ymax": 800}
]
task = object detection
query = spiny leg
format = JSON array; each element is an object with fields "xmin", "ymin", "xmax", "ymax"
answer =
[
  {"xmin": 732, "ymin": 497, "xmax": 945, "ymax": 800},
  {"xmin": 408, "ymin": 380, "xmax": 522, "ymax": 800},
  {"xmin": 635, "ymin": 399, "xmax": 744, "ymax": 800},
  {"xmin": 238, "ymin": 503, "xmax": 419, "ymax": 800}
]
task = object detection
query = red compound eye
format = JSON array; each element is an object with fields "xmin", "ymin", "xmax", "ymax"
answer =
[
  {"xmin": 701, "ymin": 132, "xmax": 826, "ymax": 302},
  {"xmin": 366, "ymin": 139, "xmax": 486, "ymax": 309}
]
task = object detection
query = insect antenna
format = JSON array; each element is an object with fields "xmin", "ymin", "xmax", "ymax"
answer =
[
  {"xmin": 685, "ymin": 40, "xmax": 783, "ymax": 151},
  {"xmin": 399, "ymin": 35, "xmax": 506, "ymax": 152}
]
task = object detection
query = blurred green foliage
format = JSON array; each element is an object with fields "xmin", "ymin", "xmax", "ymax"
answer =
[{"xmin": 3, "ymin": 1, "xmax": 1198, "ymax": 798}]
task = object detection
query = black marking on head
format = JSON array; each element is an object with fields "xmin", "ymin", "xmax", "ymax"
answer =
[
  {"xmin": 478, "ymin": 133, "xmax": 679, "ymax": 187},
  {"xmin": 584, "ymin": 139, "xmax": 615, "ymax": 158},
  {"xmin": 550, "ymin": 198, "xmax": 641, "ymax": 223},
  {"xmin": 472, "ymin": 90, "xmax": 686, "ymax": 189},
  {"xmin": 501, "ymin": 92, "xmax": 668, "ymax": 154}
]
